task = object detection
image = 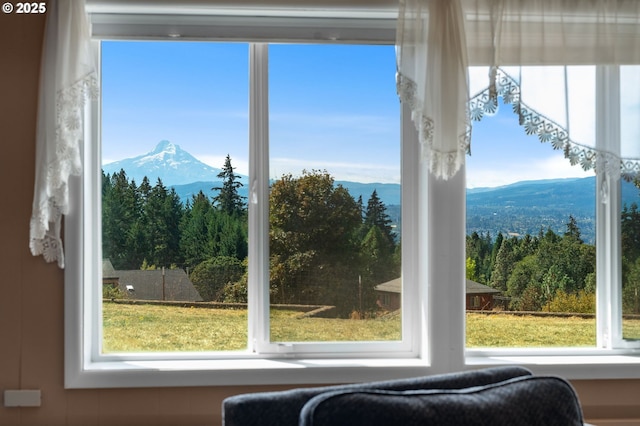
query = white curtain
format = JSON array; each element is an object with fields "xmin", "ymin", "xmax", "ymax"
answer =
[
  {"xmin": 396, "ymin": 0, "xmax": 470, "ymax": 179},
  {"xmin": 30, "ymin": 0, "xmax": 98, "ymax": 268},
  {"xmin": 397, "ymin": 0, "xmax": 640, "ymax": 180}
]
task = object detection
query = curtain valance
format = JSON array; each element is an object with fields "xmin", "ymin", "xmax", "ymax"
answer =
[{"xmin": 397, "ymin": 0, "xmax": 640, "ymax": 180}]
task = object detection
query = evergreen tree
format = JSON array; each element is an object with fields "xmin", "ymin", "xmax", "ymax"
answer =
[
  {"xmin": 213, "ymin": 155, "xmax": 246, "ymax": 216},
  {"xmin": 364, "ymin": 190, "xmax": 394, "ymax": 244},
  {"xmin": 490, "ymin": 236, "xmax": 519, "ymax": 292},
  {"xmin": 143, "ymin": 178, "xmax": 183, "ymax": 267},
  {"xmin": 180, "ymin": 191, "xmax": 212, "ymax": 268},
  {"xmin": 102, "ymin": 169, "xmax": 140, "ymax": 269},
  {"xmin": 564, "ymin": 215, "xmax": 583, "ymax": 243}
]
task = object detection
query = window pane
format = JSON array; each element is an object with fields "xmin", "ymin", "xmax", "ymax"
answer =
[
  {"xmin": 268, "ymin": 44, "xmax": 401, "ymax": 342},
  {"xmin": 621, "ymin": 65, "xmax": 640, "ymax": 341},
  {"xmin": 100, "ymin": 41, "xmax": 249, "ymax": 352},
  {"xmin": 466, "ymin": 67, "xmax": 597, "ymax": 348}
]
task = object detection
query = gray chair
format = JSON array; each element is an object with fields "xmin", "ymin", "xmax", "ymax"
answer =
[{"xmin": 222, "ymin": 366, "xmax": 584, "ymax": 425}]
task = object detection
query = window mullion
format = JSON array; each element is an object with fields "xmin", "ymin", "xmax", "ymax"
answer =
[
  {"xmin": 595, "ymin": 65, "xmax": 623, "ymax": 349},
  {"xmin": 248, "ymin": 43, "xmax": 271, "ymax": 353},
  {"xmin": 429, "ymin": 168, "xmax": 466, "ymax": 371}
]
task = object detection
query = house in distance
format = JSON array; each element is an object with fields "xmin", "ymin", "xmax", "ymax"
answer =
[
  {"xmin": 102, "ymin": 259, "xmax": 203, "ymax": 302},
  {"xmin": 375, "ymin": 278, "xmax": 501, "ymax": 311}
]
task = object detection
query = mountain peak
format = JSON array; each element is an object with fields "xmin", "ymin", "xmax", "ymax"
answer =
[
  {"xmin": 152, "ymin": 140, "xmax": 179, "ymax": 155},
  {"xmin": 102, "ymin": 140, "xmax": 227, "ymax": 186}
]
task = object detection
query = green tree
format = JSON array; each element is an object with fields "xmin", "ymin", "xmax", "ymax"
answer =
[
  {"xmin": 269, "ymin": 170, "xmax": 362, "ymax": 315},
  {"xmin": 102, "ymin": 169, "xmax": 140, "ymax": 269},
  {"xmin": 213, "ymin": 154, "xmax": 246, "ymax": 216},
  {"xmin": 506, "ymin": 255, "xmax": 541, "ymax": 300},
  {"xmin": 144, "ymin": 178, "xmax": 183, "ymax": 267},
  {"xmin": 466, "ymin": 257, "xmax": 478, "ymax": 281},
  {"xmin": 466, "ymin": 231, "xmax": 493, "ymax": 284},
  {"xmin": 364, "ymin": 190, "xmax": 395, "ymax": 245},
  {"xmin": 623, "ymin": 257, "xmax": 640, "ymax": 314},
  {"xmin": 180, "ymin": 191, "xmax": 213, "ymax": 268},
  {"xmin": 564, "ymin": 215, "xmax": 583, "ymax": 243},
  {"xmin": 490, "ymin": 236, "xmax": 520, "ymax": 292}
]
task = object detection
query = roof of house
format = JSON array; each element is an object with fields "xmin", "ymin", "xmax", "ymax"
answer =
[
  {"xmin": 465, "ymin": 279, "xmax": 501, "ymax": 295},
  {"xmin": 375, "ymin": 277, "xmax": 401, "ymax": 293},
  {"xmin": 102, "ymin": 261, "xmax": 203, "ymax": 302},
  {"xmin": 374, "ymin": 278, "xmax": 500, "ymax": 295},
  {"xmin": 116, "ymin": 269, "xmax": 203, "ymax": 302},
  {"xmin": 102, "ymin": 259, "xmax": 117, "ymax": 279}
]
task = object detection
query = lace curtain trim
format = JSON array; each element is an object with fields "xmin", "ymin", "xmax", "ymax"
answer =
[
  {"xmin": 397, "ymin": 73, "xmax": 471, "ymax": 179},
  {"xmin": 399, "ymin": 66, "xmax": 638, "ymax": 182},
  {"xmin": 29, "ymin": 73, "xmax": 99, "ymax": 267},
  {"xmin": 468, "ymin": 68, "xmax": 636, "ymax": 182}
]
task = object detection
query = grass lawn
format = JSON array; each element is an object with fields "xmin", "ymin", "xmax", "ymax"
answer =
[
  {"xmin": 466, "ymin": 314, "xmax": 596, "ymax": 347},
  {"xmin": 102, "ymin": 302, "xmax": 640, "ymax": 352}
]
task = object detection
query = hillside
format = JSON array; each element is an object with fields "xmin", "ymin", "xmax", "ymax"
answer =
[{"xmin": 467, "ymin": 177, "xmax": 640, "ymax": 244}]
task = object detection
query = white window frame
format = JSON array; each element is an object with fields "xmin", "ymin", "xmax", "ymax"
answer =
[
  {"xmin": 64, "ymin": 6, "xmax": 640, "ymax": 390},
  {"xmin": 66, "ymin": 9, "xmax": 429, "ymax": 389}
]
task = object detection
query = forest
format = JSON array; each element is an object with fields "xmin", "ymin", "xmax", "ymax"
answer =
[
  {"xmin": 102, "ymin": 155, "xmax": 640, "ymax": 317},
  {"xmin": 102, "ymin": 156, "xmax": 400, "ymax": 317},
  {"xmin": 467, "ymin": 202, "xmax": 640, "ymax": 315}
]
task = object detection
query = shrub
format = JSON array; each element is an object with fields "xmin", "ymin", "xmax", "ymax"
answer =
[
  {"xmin": 190, "ymin": 256, "xmax": 246, "ymax": 302},
  {"xmin": 543, "ymin": 289, "xmax": 595, "ymax": 314}
]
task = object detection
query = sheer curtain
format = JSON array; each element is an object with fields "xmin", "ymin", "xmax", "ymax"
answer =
[
  {"xmin": 30, "ymin": 0, "xmax": 98, "ymax": 268},
  {"xmin": 397, "ymin": 0, "xmax": 640, "ymax": 180}
]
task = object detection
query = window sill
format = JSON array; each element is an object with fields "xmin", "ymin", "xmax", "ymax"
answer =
[
  {"xmin": 466, "ymin": 352, "xmax": 640, "ymax": 380},
  {"xmin": 66, "ymin": 351, "xmax": 640, "ymax": 389},
  {"xmin": 65, "ymin": 357, "xmax": 432, "ymax": 389}
]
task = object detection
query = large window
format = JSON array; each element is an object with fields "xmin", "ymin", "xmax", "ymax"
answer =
[
  {"xmin": 99, "ymin": 40, "xmax": 405, "ymax": 355},
  {"xmin": 64, "ymin": 6, "xmax": 640, "ymax": 389}
]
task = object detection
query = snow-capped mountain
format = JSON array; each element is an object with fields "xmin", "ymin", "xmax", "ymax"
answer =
[{"xmin": 102, "ymin": 140, "xmax": 229, "ymax": 186}]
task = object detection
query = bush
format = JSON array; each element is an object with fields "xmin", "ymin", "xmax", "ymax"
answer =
[
  {"xmin": 103, "ymin": 284, "xmax": 125, "ymax": 300},
  {"xmin": 190, "ymin": 256, "xmax": 246, "ymax": 302},
  {"xmin": 543, "ymin": 289, "xmax": 595, "ymax": 314}
]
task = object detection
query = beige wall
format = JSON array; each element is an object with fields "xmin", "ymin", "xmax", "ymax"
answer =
[{"xmin": 1, "ymin": 5, "xmax": 640, "ymax": 426}]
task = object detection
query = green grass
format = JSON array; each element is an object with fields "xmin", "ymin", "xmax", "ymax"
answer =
[
  {"xmin": 103, "ymin": 303, "xmax": 248, "ymax": 352},
  {"xmin": 269, "ymin": 309, "xmax": 401, "ymax": 342},
  {"xmin": 466, "ymin": 314, "xmax": 596, "ymax": 347},
  {"xmin": 102, "ymin": 303, "xmax": 401, "ymax": 352},
  {"xmin": 102, "ymin": 302, "xmax": 640, "ymax": 352}
]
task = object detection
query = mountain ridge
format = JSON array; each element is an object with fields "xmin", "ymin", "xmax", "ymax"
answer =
[{"xmin": 101, "ymin": 141, "xmax": 640, "ymax": 244}]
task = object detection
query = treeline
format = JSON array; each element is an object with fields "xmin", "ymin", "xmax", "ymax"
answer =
[
  {"xmin": 466, "ymin": 216, "xmax": 596, "ymax": 313},
  {"xmin": 468, "ymin": 205, "xmax": 640, "ymax": 314},
  {"xmin": 104, "ymin": 153, "xmax": 640, "ymax": 316},
  {"xmin": 102, "ymin": 157, "xmax": 400, "ymax": 317}
]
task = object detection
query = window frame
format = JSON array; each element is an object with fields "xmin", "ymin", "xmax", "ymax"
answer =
[
  {"xmin": 66, "ymin": 12, "xmax": 427, "ymax": 389},
  {"xmin": 64, "ymin": 6, "xmax": 640, "ymax": 390}
]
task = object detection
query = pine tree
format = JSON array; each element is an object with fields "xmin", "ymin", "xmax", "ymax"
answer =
[
  {"xmin": 213, "ymin": 155, "xmax": 246, "ymax": 216},
  {"xmin": 180, "ymin": 191, "xmax": 212, "ymax": 268},
  {"xmin": 364, "ymin": 190, "xmax": 394, "ymax": 245},
  {"xmin": 102, "ymin": 169, "xmax": 139, "ymax": 269},
  {"xmin": 564, "ymin": 215, "xmax": 583, "ymax": 243}
]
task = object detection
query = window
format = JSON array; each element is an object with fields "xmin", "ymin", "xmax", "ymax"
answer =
[
  {"xmin": 66, "ymin": 7, "xmax": 426, "ymax": 388},
  {"xmin": 100, "ymin": 41, "xmax": 251, "ymax": 353},
  {"xmin": 99, "ymin": 40, "xmax": 407, "ymax": 355},
  {"xmin": 65, "ymin": 5, "xmax": 640, "ymax": 390},
  {"xmin": 465, "ymin": 68, "xmax": 598, "ymax": 348}
]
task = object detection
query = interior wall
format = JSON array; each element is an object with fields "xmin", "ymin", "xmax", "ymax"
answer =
[{"xmin": 1, "ymin": 4, "xmax": 640, "ymax": 426}]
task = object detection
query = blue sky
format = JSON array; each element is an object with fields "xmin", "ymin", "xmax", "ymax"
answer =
[{"xmin": 101, "ymin": 41, "xmax": 593, "ymax": 188}]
